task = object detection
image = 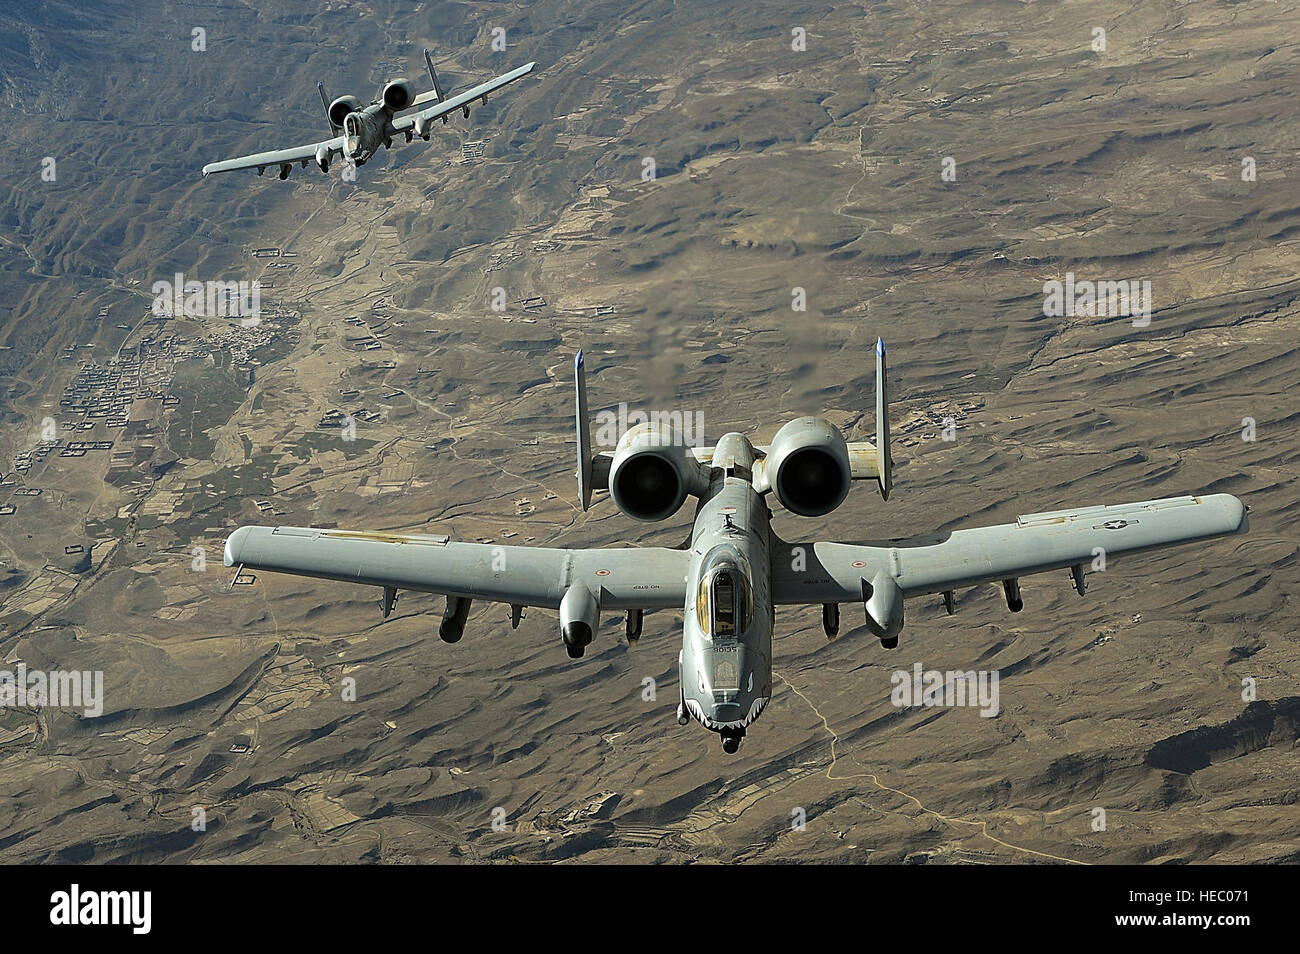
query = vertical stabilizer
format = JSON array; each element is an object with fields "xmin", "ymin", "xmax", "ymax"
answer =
[
  {"xmin": 318, "ymin": 82, "xmax": 339, "ymax": 135},
  {"xmin": 876, "ymin": 338, "xmax": 893, "ymax": 500},
  {"xmin": 424, "ymin": 48, "xmax": 448, "ymax": 102},
  {"xmin": 575, "ymin": 351, "xmax": 593, "ymax": 511}
]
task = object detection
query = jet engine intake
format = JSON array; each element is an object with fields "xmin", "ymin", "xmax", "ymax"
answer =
[
  {"xmin": 328, "ymin": 94, "xmax": 363, "ymax": 129},
  {"xmin": 608, "ymin": 422, "xmax": 700, "ymax": 522},
  {"xmin": 382, "ymin": 79, "xmax": 418, "ymax": 111},
  {"xmin": 767, "ymin": 416, "xmax": 851, "ymax": 517}
]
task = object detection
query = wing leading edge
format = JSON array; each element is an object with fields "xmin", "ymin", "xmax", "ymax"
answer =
[
  {"xmin": 224, "ymin": 524, "xmax": 688, "ymax": 611},
  {"xmin": 390, "ymin": 61, "xmax": 536, "ymax": 133},
  {"xmin": 202, "ymin": 137, "xmax": 344, "ymax": 177},
  {"xmin": 771, "ymin": 493, "xmax": 1248, "ymax": 605}
]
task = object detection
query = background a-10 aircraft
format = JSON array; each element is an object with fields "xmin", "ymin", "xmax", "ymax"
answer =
[
  {"xmin": 224, "ymin": 345, "xmax": 1249, "ymax": 752},
  {"xmin": 201, "ymin": 49, "xmax": 535, "ymax": 180}
]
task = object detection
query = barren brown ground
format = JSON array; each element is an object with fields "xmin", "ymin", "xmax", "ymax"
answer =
[{"xmin": 0, "ymin": 0, "xmax": 1296, "ymax": 863}]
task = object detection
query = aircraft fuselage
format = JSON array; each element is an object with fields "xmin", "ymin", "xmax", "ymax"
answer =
[
  {"xmin": 677, "ymin": 432, "xmax": 774, "ymax": 748},
  {"xmin": 342, "ymin": 104, "xmax": 393, "ymax": 166}
]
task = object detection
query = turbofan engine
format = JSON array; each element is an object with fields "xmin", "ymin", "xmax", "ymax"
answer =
[
  {"xmin": 382, "ymin": 79, "xmax": 418, "ymax": 111},
  {"xmin": 607, "ymin": 422, "xmax": 703, "ymax": 522},
  {"xmin": 767, "ymin": 416, "xmax": 851, "ymax": 517},
  {"xmin": 328, "ymin": 94, "xmax": 363, "ymax": 129}
]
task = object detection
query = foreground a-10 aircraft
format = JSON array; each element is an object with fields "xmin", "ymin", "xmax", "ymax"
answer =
[
  {"xmin": 224, "ymin": 343, "xmax": 1249, "ymax": 753},
  {"xmin": 201, "ymin": 50, "xmax": 535, "ymax": 180}
]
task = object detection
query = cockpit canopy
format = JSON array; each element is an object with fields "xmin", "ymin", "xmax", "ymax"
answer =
[{"xmin": 695, "ymin": 544, "xmax": 754, "ymax": 639}]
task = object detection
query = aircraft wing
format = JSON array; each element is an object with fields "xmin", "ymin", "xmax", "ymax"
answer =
[
  {"xmin": 202, "ymin": 136, "xmax": 343, "ymax": 177},
  {"xmin": 771, "ymin": 493, "xmax": 1248, "ymax": 605},
  {"xmin": 390, "ymin": 62, "xmax": 536, "ymax": 133},
  {"xmin": 224, "ymin": 524, "xmax": 689, "ymax": 611}
]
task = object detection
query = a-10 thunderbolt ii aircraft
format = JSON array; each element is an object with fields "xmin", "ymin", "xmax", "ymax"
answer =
[
  {"xmin": 224, "ymin": 343, "xmax": 1249, "ymax": 753},
  {"xmin": 201, "ymin": 50, "xmax": 535, "ymax": 180}
]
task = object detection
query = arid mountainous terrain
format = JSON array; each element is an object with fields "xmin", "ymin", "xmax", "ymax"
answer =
[{"xmin": 0, "ymin": 0, "xmax": 1296, "ymax": 863}]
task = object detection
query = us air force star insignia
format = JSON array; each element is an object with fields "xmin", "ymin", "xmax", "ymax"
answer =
[{"xmin": 1102, "ymin": 519, "xmax": 1129, "ymax": 530}]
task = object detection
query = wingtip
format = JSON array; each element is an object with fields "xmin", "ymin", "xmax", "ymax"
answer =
[
  {"xmin": 224, "ymin": 526, "xmax": 249, "ymax": 566},
  {"xmin": 876, "ymin": 337, "xmax": 885, "ymax": 356},
  {"xmin": 575, "ymin": 350, "xmax": 584, "ymax": 370},
  {"xmin": 1227, "ymin": 494, "xmax": 1250, "ymax": 534}
]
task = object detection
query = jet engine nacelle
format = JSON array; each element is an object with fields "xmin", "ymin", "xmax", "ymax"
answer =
[
  {"xmin": 608, "ymin": 422, "xmax": 700, "ymax": 522},
  {"xmin": 328, "ymin": 94, "xmax": 363, "ymax": 129},
  {"xmin": 559, "ymin": 585, "xmax": 599, "ymax": 658},
  {"xmin": 767, "ymin": 416, "xmax": 851, "ymax": 517},
  {"xmin": 382, "ymin": 79, "xmax": 418, "ymax": 111}
]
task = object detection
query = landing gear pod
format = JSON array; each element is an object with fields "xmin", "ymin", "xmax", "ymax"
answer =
[
  {"xmin": 822, "ymin": 603, "xmax": 840, "ymax": 639},
  {"xmin": 440, "ymin": 596, "xmax": 472, "ymax": 642},
  {"xmin": 865, "ymin": 571, "xmax": 903, "ymax": 647},
  {"xmin": 625, "ymin": 608, "xmax": 643, "ymax": 645},
  {"xmin": 1002, "ymin": 578, "xmax": 1023, "ymax": 613},
  {"xmin": 560, "ymin": 585, "xmax": 599, "ymax": 658}
]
